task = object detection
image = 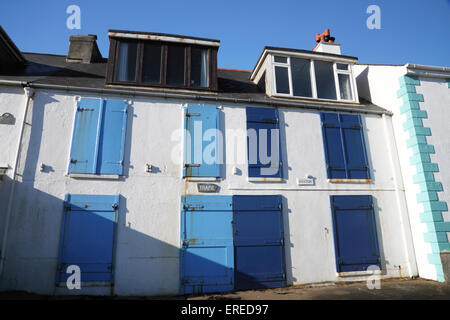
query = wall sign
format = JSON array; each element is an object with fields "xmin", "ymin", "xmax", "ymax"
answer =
[
  {"xmin": 0, "ymin": 113, "xmax": 15, "ymax": 125},
  {"xmin": 197, "ymin": 183, "xmax": 219, "ymax": 193}
]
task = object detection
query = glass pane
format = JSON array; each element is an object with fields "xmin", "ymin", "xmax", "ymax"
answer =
[
  {"xmin": 291, "ymin": 58, "xmax": 312, "ymax": 97},
  {"xmin": 275, "ymin": 66, "xmax": 290, "ymax": 94},
  {"xmin": 337, "ymin": 63, "xmax": 349, "ymax": 70},
  {"xmin": 167, "ymin": 45, "xmax": 185, "ymax": 86},
  {"xmin": 274, "ymin": 56, "xmax": 287, "ymax": 63},
  {"xmin": 338, "ymin": 73, "xmax": 353, "ymax": 100},
  {"xmin": 142, "ymin": 43, "xmax": 162, "ymax": 84},
  {"xmin": 314, "ymin": 60, "xmax": 336, "ymax": 100},
  {"xmin": 191, "ymin": 48, "xmax": 209, "ymax": 87},
  {"xmin": 116, "ymin": 42, "xmax": 137, "ymax": 82}
]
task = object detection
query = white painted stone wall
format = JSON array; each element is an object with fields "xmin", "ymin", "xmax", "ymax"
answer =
[
  {"xmin": 355, "ymin": 65, "xmax": 450, "ymax": 281},
  {"xmin": 0, "ymin": 86, "xmax": 417, "ymax": 295}
]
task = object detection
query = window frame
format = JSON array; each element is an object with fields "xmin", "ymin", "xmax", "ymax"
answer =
[
  {"xmin": 107, "ymin": 38, "xmax": 217, "ymax": 91},
  {"xmin": 270, "ymin": 54, "xmax": 358, "ymax": 103}
]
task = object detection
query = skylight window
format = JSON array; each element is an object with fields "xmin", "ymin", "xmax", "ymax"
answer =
[{"xmin": 271, "ymin": 55, "xmax": 356, "ymax": 102}]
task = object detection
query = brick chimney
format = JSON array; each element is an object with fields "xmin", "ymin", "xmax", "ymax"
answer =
[
  {"xmin": 66, "ymin": 34, "xmax": 102, "ymax": 63},
  {"xmin": 313, "ymin": 29, "xmax": 341, "ymax": 55}
]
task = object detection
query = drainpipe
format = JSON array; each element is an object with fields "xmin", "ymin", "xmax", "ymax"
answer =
[
  {"xmin": 381, "ymin": 113, "xmax": 418, "ymax": 278},
  {"xmin": 0, "ymin": 86, "xmax": 34, "ymax": 277}
]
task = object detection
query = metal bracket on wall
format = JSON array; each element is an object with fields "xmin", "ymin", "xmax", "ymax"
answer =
[{"xmin": 0, "ymin": 113, "xmax": 15, "ymax": 125}]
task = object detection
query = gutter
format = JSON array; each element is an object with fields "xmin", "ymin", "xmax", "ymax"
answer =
[
  {"xmin": 0, "ymin": 80, "xmax": 392, "ymax": 116},
  {"xmin": 0, "ymin": 87, "xmax": 34, "ymax": 277},
  {"xmin": 406, "ymin": 63, "xmax": 450, "ymax": 79}
]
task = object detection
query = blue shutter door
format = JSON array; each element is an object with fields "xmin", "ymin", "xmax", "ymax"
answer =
[
  {"xmin": 56, "ymin": 194, "xmax": 119, "ymax": 283},
  {"xmin": 233, "ymin": 195, "xmax": 285, "ymax": 290},
  {"xmin": 246, "ymin": 107, "xmax": 282, "ymax": 178},
  {"xmin": 180, "ymin": 195, "xmax": 234, "ymax": 295},
  {"xmin": 321, "ymin": 113, "xmax": 346, "ymax": 179},
  {"xmin": 330, "ymin": 195, "xmax": 381, "ymax": 272},
  {"xmin": 68, "ymin": 98, "xmax": 102, "ymax": 174},
  {"xmin": 184, "ymin": 105, "xmax": 220, "ymax": 177},
  {"xmin": 340, "ymin": 115, "xmax": 370, "ymax": 179},
  {"xmin": 97, "ymin": 99, "xmax": 128, "ymax": 175}
]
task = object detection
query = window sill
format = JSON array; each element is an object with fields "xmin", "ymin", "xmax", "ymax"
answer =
[
  {"xmin": 69, "ymin": 174, "xmax": 121, "ymax": 179},
  {"xmin": 328, "ymin": 178, "xmax": 371, "ymax": 184},
  {"xmin": 248, "ymin": 177, "xmax": 283, "ymax": 183},
  {"xmin": 337, "ymin": 269, "xmax": 382, "ymax": 278},
  {"xmin": 185, "ymin": 177, "xmax": 218, "ymax": 182}
]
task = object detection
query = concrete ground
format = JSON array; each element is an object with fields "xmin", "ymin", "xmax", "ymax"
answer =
[{"xmin": 0, "ymin": 278, "xmax": 449, "ymax": 300}]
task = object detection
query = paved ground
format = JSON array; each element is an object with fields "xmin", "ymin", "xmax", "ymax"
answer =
[
  {"xmin": 187, "ymin": 278, "xmax": 450, "ymax": 300},
  {"xmin": 0, "ymin": 278, "xmax": 449, "ymax": 300}
]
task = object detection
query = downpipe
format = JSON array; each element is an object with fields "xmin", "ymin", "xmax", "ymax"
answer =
[{"xmin": 0, "ymin": 87, "xmax": 34, "ymax": 278}]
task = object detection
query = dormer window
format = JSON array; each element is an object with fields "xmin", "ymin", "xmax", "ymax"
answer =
[
  {"xmin": 106, "ymin": 30, "xmax": 219, "ymax": 91},
  {"xmin": 271, "ymin": 55, "xmax": 356, "ymax": 102},
  {"xmin": 251, "ymin": 47, "xmax": 359, "ymax": 103}
]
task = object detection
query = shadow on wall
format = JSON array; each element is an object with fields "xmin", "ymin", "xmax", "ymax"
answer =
[
  {"xmin": 355, "ymin": 66, "xmax": 372, "ymax": 102},
  {"xmin": 0, "ymin": 175, "xmax": 291, "ymax": 296}
]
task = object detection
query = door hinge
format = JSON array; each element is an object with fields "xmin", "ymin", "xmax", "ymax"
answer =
[
  {"xmin": 185, "ymin": 113, "xmax": 201, "ymax": 117},
  {"xmin": 184, "ymin": 163, "xmax": 201, "ymax": 168}
]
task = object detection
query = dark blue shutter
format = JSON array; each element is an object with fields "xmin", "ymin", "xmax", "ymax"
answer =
[
  {"xmin": 330, "ymin": 195, "xmax": 381, "ymax": 272},
  {"xmin": 321, "ymin": 113, "xmax": 369, "ymax": 179},
  {"xmin": 68, "ymin": 98, "xmax": 102, "ymax": 174},
  {"xmin": 340, "ymin": 115, "xmax": 370, "ymax": 179},
  {"xmin": 233, "ymin": 195, "xmax": 285, "ymax": 290},
  {"xmin": 56, "ymin": 194, "xmax": 119, "ymax": 283},
  {"xmin": 97, "ymin": 100, "xmax": 128, "ymax": 175},
  {"xmin": 180, "ymin": 195, "xmax": 234, "ymax": 294},
  {"xmin": 246, "ymin": 107, "xmax": 282, "ymax": 178},
  {"xmin": 184, "ymin": 105, "xmax": 220, "ymax": 177}
]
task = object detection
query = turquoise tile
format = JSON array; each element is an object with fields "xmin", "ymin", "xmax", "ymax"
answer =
[
  {"xmin": 417, "ymin": 191, "xmax": 438, "ymax": 202},
  {"xmin": 420, "ymin": 211, "xmax": 443, "ymax": 223},
  {"xmin": 406, "ymin": 135, "xmax": 428, "ymax": 147},
  {"xmin": 410, "ymin": 153, "xmax": 430, "ymax": 165},
  {"xmin": 413, "ymin": 172, "xmax": 435, "ymax": 183},
  {"xmin": 415, "ymin": 162, "xmax": 439, "ymax": 173},
  {"xmin": 424, "ymin": 231, "xmax": 448, "ymax": 242},
  {"xmin": 423, "ymin": 201, "xmax": 448, "ymax": 212}
]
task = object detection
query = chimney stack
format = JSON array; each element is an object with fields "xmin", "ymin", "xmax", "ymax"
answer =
[
  {"xmin": 313, "ymin": 28, "xmax": 341, "ymax": 55},
  {"xmin": 66, "ymin": 34, "xmax": 102, "ymax": 63}
]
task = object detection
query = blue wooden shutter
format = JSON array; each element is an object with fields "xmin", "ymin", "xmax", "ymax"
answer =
[
  {"xmin": 68, "ymin": 98, "xmax": 102, "ymax": 174},
  {"xmin": 56, "ymin": 194, "xmax": 119, "ymax": 283},
  {"xmin": 97, "ymin": 99, "xmax": 128, "ymax": 175},
  {"xmin": 321, "ymin": 113, "xmax": 369, "ymax": 179},
  {"xmin": 233, "ymin": 195, "xmax": 285, "ymax": 290},
  {"xmin": 340, "ymin": 114, "xmax": 370, "ymax": 179},
  {"xmin": 180, "ymin": 195, "xmax": 234, "ymax": 294},
  {"xmin": 330, "ymin": 195, "xmax": 381, "ymax": 272},
  {"xmin": 184, "ymin": 105, "xmax": 220, "ymax": 177},
  {"xmin": 321, "ymin": 113, "xmax": 346, "ymax": 179},
  {"xmin": 246, "ymin": 107, "xmax": 282, "ymax": 178}
]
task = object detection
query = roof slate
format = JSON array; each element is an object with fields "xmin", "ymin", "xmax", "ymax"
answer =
[{"xmin": 0, "ymin": 52, "xmax": 388, "ymax": 114}]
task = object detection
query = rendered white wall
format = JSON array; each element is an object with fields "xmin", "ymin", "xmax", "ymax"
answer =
[
  {"xmin": 355, "ymin": 64, "xmax": 450, "ymax": 281},
  {"xmin": 0, "ymin": 88, "xmax": 416, "ymax": 295}
]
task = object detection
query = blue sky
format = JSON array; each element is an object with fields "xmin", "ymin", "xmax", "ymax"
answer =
[{"xmin": 1, "ymin": 0, "xmax": 449, "ymax": 70}]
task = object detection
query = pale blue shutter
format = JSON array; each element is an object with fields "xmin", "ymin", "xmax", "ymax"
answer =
[
  {"xmin": 97, "ymin": 99, "xmax": 128, "ymax": 175},
  {"xmin": 68, "ymin": 98, "xmax": 102, "ymax": 174},
  {"xmin": 184, "ymin": 105, "xmax": 220, "ymax": 177}
]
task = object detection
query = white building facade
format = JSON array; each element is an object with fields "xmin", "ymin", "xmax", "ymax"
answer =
[{"xmin": 0, "ymin": 27, "xmax": 438, "ymax": 296}]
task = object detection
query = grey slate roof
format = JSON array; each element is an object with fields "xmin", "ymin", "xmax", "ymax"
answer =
[{"xmin": 0, "ymin": 52, "xmax": 389, "ymax": 114}]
